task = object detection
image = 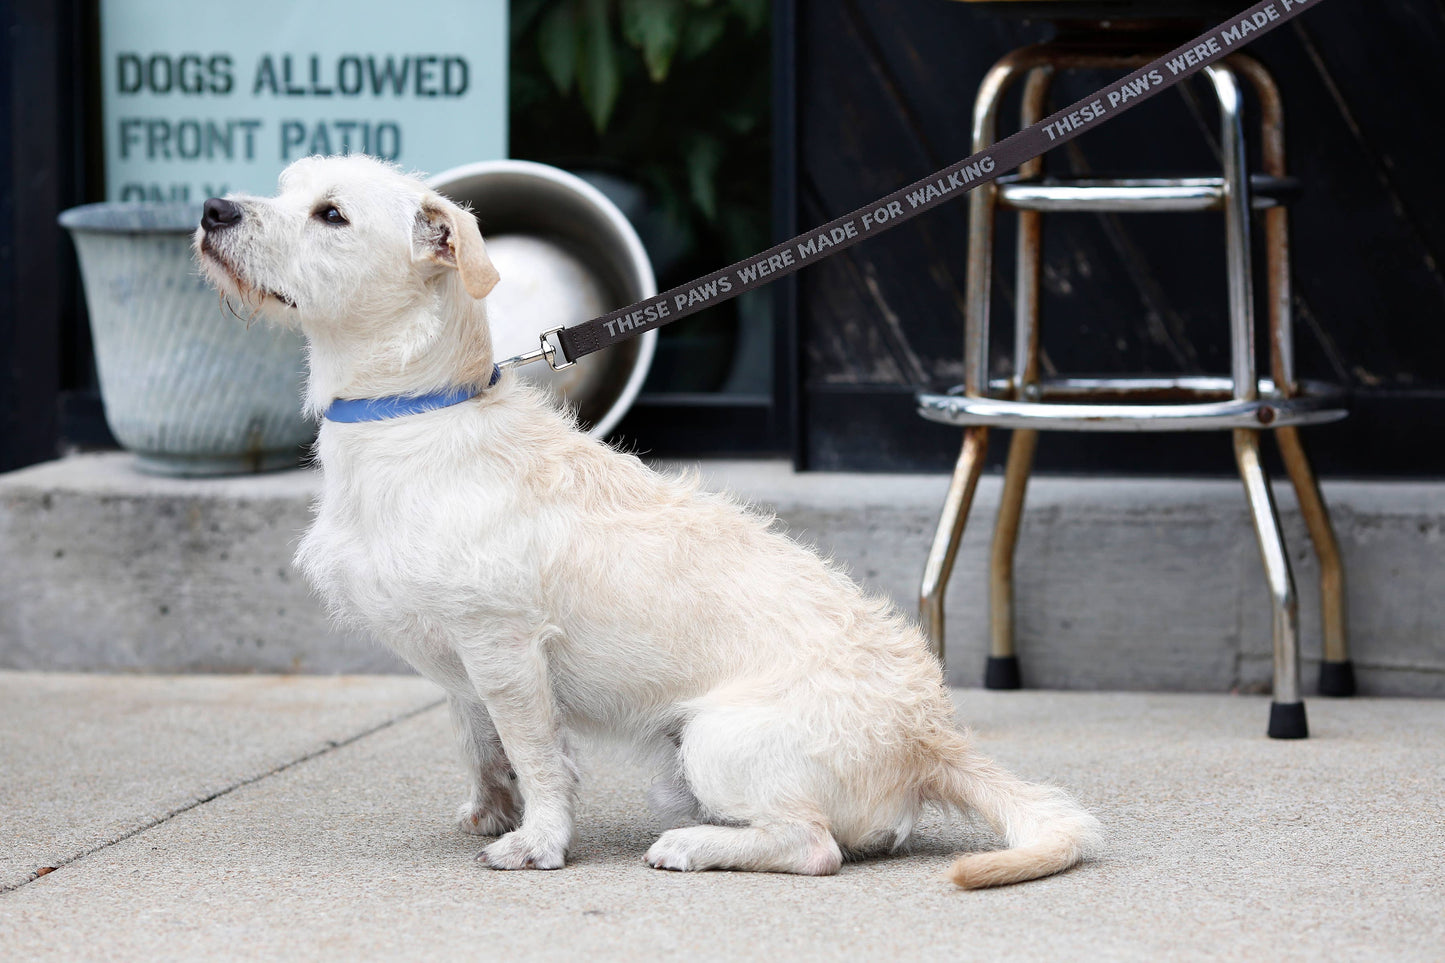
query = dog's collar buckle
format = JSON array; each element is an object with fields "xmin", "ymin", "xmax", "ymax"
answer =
[{"xmin": 323, "ymin": 365, "xmax": 502, "ymax": 423}]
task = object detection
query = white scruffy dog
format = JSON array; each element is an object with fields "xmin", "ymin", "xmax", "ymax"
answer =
[{"xmin": 195, "ymin": 154, "xmax": 1100, "ymax": 888}]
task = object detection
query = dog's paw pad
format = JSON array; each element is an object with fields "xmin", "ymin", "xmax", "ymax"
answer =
[{"xmin": 480, "ymin": 831, "xmax": 567, "ymax": 870}]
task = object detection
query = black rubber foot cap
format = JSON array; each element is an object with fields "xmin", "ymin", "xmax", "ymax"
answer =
[
  {"xmin": 1319, "ymin": 660, "xmax": 1357, "ymax": 698},
  {"xmin": 984, "ymin": 655, "xmax": 1022, "ymax": 690},
  {"xmin": 1268, "ymin": 701, "xmax": 1309, "ymax": 740}
]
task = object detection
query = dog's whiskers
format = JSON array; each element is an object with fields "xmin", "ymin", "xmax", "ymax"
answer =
[
  {"xmin": 220, "ymin": 294, "xmax": 246, "ymax": 323},
  {"xmin": 220, "ymin": 293, "xmax": 262, "ymax": 328}
]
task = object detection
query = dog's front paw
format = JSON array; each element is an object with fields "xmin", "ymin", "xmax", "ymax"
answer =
[{"xmin": 478, "ymin": 830, "xmax": 567, "ymax": 870}]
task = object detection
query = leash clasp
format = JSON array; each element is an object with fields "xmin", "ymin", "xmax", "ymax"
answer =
[{"xmin": 497, "ymin": 327, "xmax": 575, "ymax": 372}]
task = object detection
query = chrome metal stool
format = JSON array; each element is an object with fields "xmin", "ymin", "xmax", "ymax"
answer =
[{"xmin": 916, "ymin": 44, "xmax": 1355, "ymax": 739}]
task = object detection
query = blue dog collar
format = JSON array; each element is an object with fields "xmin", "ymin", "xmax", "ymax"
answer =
[{"xmin": 323, "ymin": 365, "xmax": 501, "ymax": 423}]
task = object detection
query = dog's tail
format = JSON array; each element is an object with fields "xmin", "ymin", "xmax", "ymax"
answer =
[{"xmin": 928, "ymin": 740, "xmax": 1101, "ymax": 889}]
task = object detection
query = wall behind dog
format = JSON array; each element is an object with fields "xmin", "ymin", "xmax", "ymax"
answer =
[{"xmin": 783, "ymin": 0, "xmax": 1445, "ymax": 476}]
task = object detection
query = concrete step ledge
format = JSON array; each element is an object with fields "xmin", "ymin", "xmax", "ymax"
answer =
[{"xmin": 2, "ymin": 453, "xmax": 1442, "ymax": 695}]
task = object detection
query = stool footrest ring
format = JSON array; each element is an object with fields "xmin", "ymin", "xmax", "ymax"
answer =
[
  {"xmin": 996, "ymin": 173, "xmax": 1299, "ymax": 213},
  {"xmin": 917, "ymin": 377, "xmax": 1347, "ymax": 432}
]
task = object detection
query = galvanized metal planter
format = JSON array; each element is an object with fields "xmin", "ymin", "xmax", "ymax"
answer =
[{"xmin": 58, "ymin": 202, "xmax": 313, "ymax": 476}]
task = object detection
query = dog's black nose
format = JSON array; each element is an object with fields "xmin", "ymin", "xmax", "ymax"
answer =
[{"xmin": 202, "ymin": 197, "xmax": 243, "ymax": 231}]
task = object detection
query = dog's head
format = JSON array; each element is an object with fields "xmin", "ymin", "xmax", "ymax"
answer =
[
  {"xmin": 194, "ymin": 154, "xmax": 498, "ymax": 336},
  {"xmin": 195, "ymin": 155, "xmax": 502, "ymax": 408}
]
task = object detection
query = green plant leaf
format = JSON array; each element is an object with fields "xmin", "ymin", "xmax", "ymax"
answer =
[
  {"xmin": 510, "ymin": 0, "xmax": 772, "ymax": 307},
  {"xmin": 727, "ymin": 0, "xmax": 766, "ymax": 32},
  {"xmin": 511, "ymin": 0, "xmax": 552, "ymax": 41},
  {"xmin": 577, "ymin": 0, "xmax": 622, "ymax": 132},
  {"xmin": 679, "ymin": 6, "xmax": 727, "ymax": 60},
  {"xmin": 620, "ymin": 0, "xmax": 685, "ymax": 83},
  {"xmin": 718, "ymin": 204, "xmax": 768, "ymax": 261},
  {"xmin": 537, "ymin": 1, "xmax": 579, "ymax": 94},
  {"xmin": 684, "ymin": 134, "xmax": 723, "ymax": 222},
  {"xmin": 718, "ymin": 107, "xmax": 757, "ymax": 134},
  {"xmin": 509, "ymin": 70, "xmax": 554, "ymax": 114}
]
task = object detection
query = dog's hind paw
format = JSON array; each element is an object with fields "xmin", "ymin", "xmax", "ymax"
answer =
[
  {"xmin": 456, "ymin": 799, "xmax": 519, "ymax": 837},
  {"xmin": 478, "ymin": 830, "xmax": 567, "ymax": 870},
  {"xmin": 644, "ymin": 832, "xmax": 698, "ymax": 872},
  {"xmin": 456, "ymin": 782, "xmax": 521, "ymax": 837}
]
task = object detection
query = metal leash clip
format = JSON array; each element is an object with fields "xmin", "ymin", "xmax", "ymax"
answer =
[{"xmin": 497, "ymin": 327, "xmax": 575, "ymax": 372}]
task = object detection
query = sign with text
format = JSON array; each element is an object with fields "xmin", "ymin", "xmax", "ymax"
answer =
[{"xmin": 100, "ymin": 0, "xmax": 507, "ymax": 202}]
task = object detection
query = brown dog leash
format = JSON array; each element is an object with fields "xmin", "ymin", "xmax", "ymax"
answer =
[{"xmin": 501, "ymin": 0, "xmax": 1332, "ymax": 373}]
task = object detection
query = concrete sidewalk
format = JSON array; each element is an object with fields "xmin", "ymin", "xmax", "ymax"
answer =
[{"xmin": 2, "ymin": 672, "xmax": 1442, "ymax": 961}]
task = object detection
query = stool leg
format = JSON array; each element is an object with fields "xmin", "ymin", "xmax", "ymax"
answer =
[
  {"xmin": 923, "ymin": 54, "xmax": 1033, "ymax": 671},
  {"xmin": 920, "ymin": 426, "xmax": 989, "ymax": 664},
  {"xmin": 987, "ymin": 429, "xmax": 1036, "ymax": 689},
  {"xmin": 1233, "ymin": 54, "xmax": 1357, "ymax": 698},
  {"xmin": 1275, "ymin": 427, "xmax": 1354, "ymax": 696},
  {"xmin": 1210, "ymin": 63, "xmax": 1305, "ymax": 737},
  {"xmin": 983, "ymin": 65, "xmax": 1051, "ymax": 691},
  {"xmin": 1233, "ymin": 428, "xmax": 1308, "ymax": 739}
]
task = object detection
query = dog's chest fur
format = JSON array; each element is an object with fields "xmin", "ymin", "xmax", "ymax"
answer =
[
  {"xmin": 293, "ymin": 383, "xmax": 730, "ymax": 707},
  {"xmin": 296, "ymin": 398, "xmax": 546, "ymax": 684}
]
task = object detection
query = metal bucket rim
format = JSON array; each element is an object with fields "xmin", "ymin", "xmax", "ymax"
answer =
[{"xmin": 58, "ymin": 201, "xmax": 203, "ymax": 235}]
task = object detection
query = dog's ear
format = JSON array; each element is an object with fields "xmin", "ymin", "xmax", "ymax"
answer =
[{"xmin": 414, "ymin": 194, "xmax": 500, "ymax": 300}]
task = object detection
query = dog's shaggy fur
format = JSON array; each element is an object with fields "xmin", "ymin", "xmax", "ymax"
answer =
[{"xmin": 195, "ymin": 154, "xmax": 1101, "ymax": 887}]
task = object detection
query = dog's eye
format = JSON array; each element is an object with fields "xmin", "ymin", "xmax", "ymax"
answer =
[{"xmin": 314, "ymin": 205, "xmax": 348, "ymax": 226}]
